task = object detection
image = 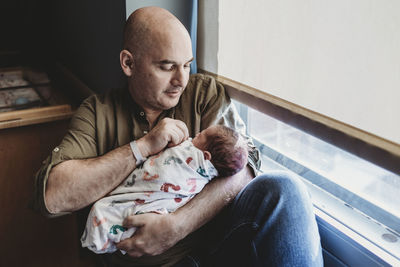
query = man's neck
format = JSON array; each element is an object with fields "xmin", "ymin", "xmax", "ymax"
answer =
[
  {"xmin": 128, "ymin": 88, "xmax": 162, "ymax": 129},
  {"xmin": 144, "ymin": 109, "xmax": 162, "ymax": 129}
]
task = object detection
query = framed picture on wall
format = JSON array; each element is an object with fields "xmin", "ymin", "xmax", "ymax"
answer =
[
  {"xmin": 0, "ymin": 87, "xmax": 43, "ymax": 112},
  {"xmin": 0, "ymin": 70, "xmax": 29, "ymax": 89},
  {"xmin": 0, "ymin": 68, "xmax": 47, "ymax": 112}
]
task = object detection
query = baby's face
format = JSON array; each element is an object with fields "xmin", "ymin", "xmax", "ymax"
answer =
[{"xmin": 192, "ymin": 125, "xmax": 219, "ymax": 151}]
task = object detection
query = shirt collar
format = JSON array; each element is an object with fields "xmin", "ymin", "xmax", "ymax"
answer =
[{"xmin": 124, "ymin": 87, "xmax": 177, "ymax": 122}]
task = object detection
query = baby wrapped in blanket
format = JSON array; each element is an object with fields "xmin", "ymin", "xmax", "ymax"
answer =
[{"xmin": 81, "ymin": 125, "xmax": 248, "ymax": 254}]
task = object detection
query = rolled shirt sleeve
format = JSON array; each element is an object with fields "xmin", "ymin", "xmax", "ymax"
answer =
[{"xmin": 33, "ymin": 97, "xmax": 99, "ymax": 217}]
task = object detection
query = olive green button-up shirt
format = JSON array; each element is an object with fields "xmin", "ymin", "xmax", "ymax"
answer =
[{"xmin": 33, "ymin": 73, "xmax": 260, "ymax": 266}]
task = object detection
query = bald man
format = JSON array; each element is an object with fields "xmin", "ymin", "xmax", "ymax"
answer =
[{"xmin": 34, "ymin": 7, "xmax": 323, "ymax": 266}]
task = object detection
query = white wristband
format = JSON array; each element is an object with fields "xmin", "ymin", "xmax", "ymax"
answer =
[{"xmin": 130, "ymin": 141, "xmax": 146, "ymax": 165}]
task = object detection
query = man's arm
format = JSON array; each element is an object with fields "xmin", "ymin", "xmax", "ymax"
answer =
[
  {"xmin": 45, "ymin": 118, "xmax": 189, "ymax": 214},
  {"xmin": 117, "ymin": 165, "xmax": 254, "ymax": 257},
  {"xmin": 45, "ymin": 144, "xmax": 135, "ymax": 213}
]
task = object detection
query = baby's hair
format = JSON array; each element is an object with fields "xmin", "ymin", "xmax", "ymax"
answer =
[{"xmin": 204, "ymin": 125, "xmax": 248, "ymax": 177}]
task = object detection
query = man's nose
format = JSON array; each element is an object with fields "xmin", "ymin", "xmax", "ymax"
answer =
[{"xmin": 171, "ymin": 67, "xmax": 186, "ymax": 87}]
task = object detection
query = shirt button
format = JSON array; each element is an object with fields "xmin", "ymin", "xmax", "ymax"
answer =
[
  {"xmin": 53, "ymin": 147, "xmax": 60, "ymax": 152},
  {"xmin": 140, "ymin": 112, "xmax": 145, "ymax": 116}
]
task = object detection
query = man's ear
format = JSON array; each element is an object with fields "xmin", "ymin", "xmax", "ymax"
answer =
[
  {"xmin": 203, "ymin": 151, "xmax": 211, "ymax": 161},
  {"xmin": 120, "ymin": 49, "xmax": 134, "ymax": 77}
]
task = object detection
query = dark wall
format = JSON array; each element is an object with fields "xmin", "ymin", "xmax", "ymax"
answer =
[
  {"xmin": 0, "ymin": 0, "xmax": 34, "ymax": 51},
  {"xmin": 47, "ymin": 0, "xmax": 127, "ymax": 93},
  {"xmin": 1, "ymin": 0, "xmax": 127, "ymax": 93},
  {"xmin": 0, "ymin": 0, "xmax": 49, "ymax": 67}
]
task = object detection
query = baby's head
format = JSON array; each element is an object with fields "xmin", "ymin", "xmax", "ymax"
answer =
[{"xmin": 192, "ymin": 125, "xmax": 248, "ymax": 177}]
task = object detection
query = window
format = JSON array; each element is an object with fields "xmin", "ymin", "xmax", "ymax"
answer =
[
  {"xmin": 242, "ymin": 103, "xmax": 400, "ymax": 222},
  {"xmin": 232, "ymin": 99, "xmax": 400, "ymax": 265}
]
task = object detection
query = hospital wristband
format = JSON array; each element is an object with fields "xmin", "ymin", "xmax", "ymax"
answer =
[{"xmin": 130, "ymin": 141, "xmax": 147, "ymax": 165}]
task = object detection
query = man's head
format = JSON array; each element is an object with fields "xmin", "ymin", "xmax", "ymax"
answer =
[
  {"xmin": 120, "ymin": 7, "xmax": 193, "ymax": 114},
  {"xmin": 192, "ymin": 125, "xmax": 249, "ymax": 177}
]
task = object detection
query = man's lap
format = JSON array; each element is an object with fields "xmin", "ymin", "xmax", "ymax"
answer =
[
  {"xmin": 98, "ymin": 172, "xmax": 322, "ymax": 266},
  {"xmin": 175, "ymin": 171, "xmax": 323, "ymax": 266}
]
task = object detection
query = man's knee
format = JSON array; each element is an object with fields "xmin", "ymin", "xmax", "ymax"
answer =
[
  {"xmin": 229, "ymin": 170, "xmax": 313, "ymax": 226},
  {"xmin": 245, "ymin": 170, "xmax": 309, "ymax": 200}
]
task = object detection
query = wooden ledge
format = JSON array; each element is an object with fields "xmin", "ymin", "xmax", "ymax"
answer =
[{"xmin": 0, "ymin": 104, "xmax": 73, "ymax": 130}]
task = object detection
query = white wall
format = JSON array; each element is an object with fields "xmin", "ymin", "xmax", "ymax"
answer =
[{"xmin": 199, "ymin": 0, "xmax": 400, "ymax": 145}]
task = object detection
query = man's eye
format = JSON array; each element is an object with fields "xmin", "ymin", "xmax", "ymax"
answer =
[{"xmin": 161, "ymin": 64, "xmax": 174, "ymax": 71}]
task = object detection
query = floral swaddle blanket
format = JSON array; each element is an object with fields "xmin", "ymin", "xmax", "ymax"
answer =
[{"xmin": 81, "ymin": 139, "xmax": 218, "ymax": 254}]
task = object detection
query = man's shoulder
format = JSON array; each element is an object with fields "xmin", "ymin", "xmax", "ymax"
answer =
[
  {"xmin": 74, "ymin": 87, "xmax": 131, "ymax": 129},
  {"xmin": 184, "ymin": 73, "xmax": 224, "ymax": 98},
  {"xmin": 80, "ymin": 87, "xmax": 128, "ymax": 111},
  {"xmin": 71, "ymin": 87, "xmax": 132, "ymax": 153},
  {"xmin": 178, "ymin": 73, "xmax": 227, "ymax": 111},
  {"xmin": 187, "ymin": 73, "xmax": 216, "ymax": 88}
]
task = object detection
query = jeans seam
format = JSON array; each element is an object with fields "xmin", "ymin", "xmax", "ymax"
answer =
[
  {"xmin": 186, "ymin": 255, "xmax": 200, "ymax": 267},
  {"xmin": 251, "ymin": 239, "xmax": 259, "ymax": 267}
]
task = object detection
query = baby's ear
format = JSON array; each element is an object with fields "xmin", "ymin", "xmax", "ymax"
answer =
[{"xmin": 203, "ymin": 151, "xmax": 211, "ymax": 161}]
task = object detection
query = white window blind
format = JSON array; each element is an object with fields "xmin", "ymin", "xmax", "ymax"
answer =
[{"xmin": 200, "ymin": 0, "xmax": 400, "ymax": 145}]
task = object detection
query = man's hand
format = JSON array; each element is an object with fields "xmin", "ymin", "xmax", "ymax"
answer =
[
  {"xmin": 137, "ymin": 118, "xmax": 189, "ymax": 158},
  {"xmin": 116, "ymin": 213, "xmax": 183, "ymax": 257}
]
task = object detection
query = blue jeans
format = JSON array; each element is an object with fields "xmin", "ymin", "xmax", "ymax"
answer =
[{"xmin": 174, "ymin": 171, "xmax": 323, "ymax": 267}]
